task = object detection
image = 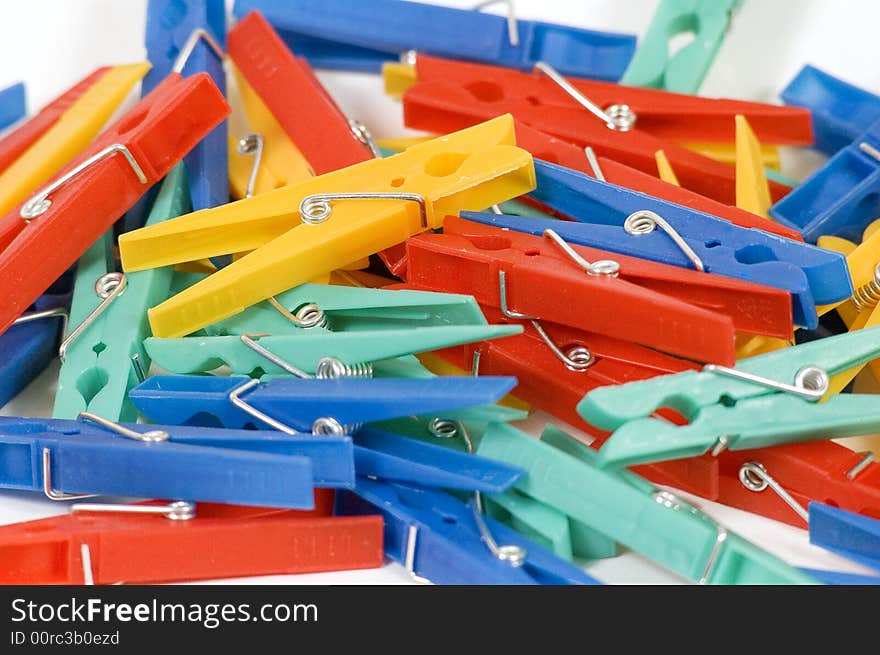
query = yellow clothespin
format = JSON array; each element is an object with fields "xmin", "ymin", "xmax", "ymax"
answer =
[
  {"xmin": 0, "ymin": 63, "xmax": 150, "ymax": 217},
  {"xmin": 383, "ymin": 62, "xmax": 418, "ymax": 99},
  {"xmin": 680, "ymin": 141, "xmax": 781, "ymax": 170},
  {"xmin": 654, "ymin": 150, "xmax": 680, "ymax": 186},
  {"xmin": 735, "ymin": 115, "xmax": 773, "ymax": 219},
  {"xmin": 227, "ymin": 64, "xmax": 314, "ymax": 199},
  {"xmin": 119, "ymin": 114, "xmax": 535, "ymax": 337},
  {"xmin": 376, "ymin": 136, "xmax": 433, "ymax": 152}
]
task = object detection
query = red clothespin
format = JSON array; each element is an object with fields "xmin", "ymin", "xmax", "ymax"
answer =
[
  {"xmin": 0, "ymin": 492, "xmax": 385, "ymax": 584},
  {"xmin": 714, "ymin": 442, "xmax": 880, "ymax": 528},
  {"xmin": 0, "ymin": 68, "xmax": 110, "ymax": 175},
  {"xmin": 400, "ymin": 55, "xmax": 795, "ymax": 205},
  {"xmin": 405, "ymin": 216, "xmax": 792, "ymax": 365},
  {"xmin": 0, "ymin": 73, "xmax": 229, "ymax": 335},
  {"xmin": 511, "ymin": 120, "xmax": 803, "ymax": 240},
  {"xmin": 228, "ymin": 11, "xmax": 375, "ymax": 174}
]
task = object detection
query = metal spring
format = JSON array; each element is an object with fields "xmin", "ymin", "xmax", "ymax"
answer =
[
  {"xmin": 300, "ymin": 196, "xmax": 334, "ymax": 224},
  {"xmin": 312, "ymin": 416, "xmax": 362, "ymax": 436},
  {"xmin": 268, "ymin": 298, "xmax": 330, "ymax": 330},
  {"xmin": 314, "ymin": 357, "xmax": 374, "ymax": 379},
  {"xmin": 427, "ymin": 418, "xmax": 459, "ymax": 438},
  {"xmin": 624, "ymin": 210, "xmax": 705, "ymax": 272},
  {"xmin": 852, "ymin": 263, "xmax": 880, "ymax": 311}
]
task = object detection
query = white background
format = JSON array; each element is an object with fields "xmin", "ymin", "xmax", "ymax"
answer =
[{"xmin": 1, "ymin": 0, "xmax": 879, "ymax": 584}]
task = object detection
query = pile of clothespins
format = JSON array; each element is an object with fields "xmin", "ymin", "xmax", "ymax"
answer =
[{"xmin": 1, "ymin": 0, "xmax": 879, "ymax": 586}]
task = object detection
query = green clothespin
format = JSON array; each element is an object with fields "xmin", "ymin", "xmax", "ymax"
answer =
[
  {"xmin": 485, "ymin": 490, "xmax": 575, "ymax": 561},
  {"xmin": 477, "ymin": 422, "xmax": 818, "ymax": 584},
  {"xmin": 145, "ymin": 324, "xmax": 521, "ymax": 377},
  {"xmin": 52, "ymin": 164, "xmax": 190, "ymax": 421},
  {"xmin": 621, "ymin": 0, "xmax": 744, "ymax": 94},
  {"xmin": 579, "ymin": 327, "xmax": 880, "ymax": 469}
]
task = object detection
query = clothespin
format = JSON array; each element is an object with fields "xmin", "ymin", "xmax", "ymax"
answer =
[
  {"xmin": 0, "ymin": 413, "xmax": 354, "ymax": 507},
  {"xmin": 620, "ymin": 0, "xmax": 743, "ymax": 94},
  {"xmin": 0, "ymin": 495, "xmax": 384, "ymax": 584},
  {"xmin": 227, "ymin": 64, "xmax": 313, "ymax": 199},
  {"xmin": 233, "ymin": 0, "xmax": 636, "ymax": 81},
  {"xmin": 396, "ymin": 55, "xmax": 808, "ymax": 203},
  {"xmin": 404, "ymin": 214, "xmax": 792, "ymax": 365},
  {"xmin": 0, "ymin": 63, "xmax": 150, "ymax": 219},
  {"xmin": 735, "ymin": 115, "xmax": 773, "ymax": 218},
  {"xmin": 801, "ymin": 568, "xmax": 880, "ymax": 585},
  {"xmin": 144, "ymin": 0, "xmax": 228, "ymax": 214},
  {"xmin": 476, "ymin": 422, "xmax": 817, "ymax": 584},
  {"xmin": 52, "ymin": 164, "xmax": 191, "ymax": 422},
  {"xmin": 782, "ymin": 64, "xmax": 880, "ymax": 157},
  {"xmin": 506, "ymin": 123, "xmax": 802, "ymax": 239},
  {"xmin": 809, "ymin": 502, "xmax": 880, "ymax": 572},
  {"xmin": 338, "ymin": 477, "xmax": 600, "ymax": 585},
  {"xmin": 462, "ymin": 160, "xmax": 852, "ymax": 328},
  {"xmin": 770, "ymin": 118, "xmax": 880, "ymax": 243},
  {"xmin": 0, "ymin": 73, "xmax": 229, "ymax": 336},
  {"xmin": 579, "ymin": 327, "xmax": 880, "ymax": 469},
  {"xmin": 0, "ymin": 69, "xmax": 111, "ymax": 175},
  {"xmin": 129, "ymin": 374, "xmax": 516, "ymax": 435},
  {"xmin": 0, "ymin": 82, "xmax": 25, "ymax": 132},
  {"xmin": 654, "ymin": 150, "xmax": 680, "ymax": 185},
  {"xmin": 118, "ymin": 115, "xmax": 535, "ymax": 338}
]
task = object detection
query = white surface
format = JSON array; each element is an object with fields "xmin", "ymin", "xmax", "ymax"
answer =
[{"xmin": 1, "ymin": 0, "xmax": 879, "ymax": 584}]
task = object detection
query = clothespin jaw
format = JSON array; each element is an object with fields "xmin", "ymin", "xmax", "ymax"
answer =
[
  {"xmin": 129, "ymin": 374, "xmax": 517, "ymax": 435},
  {"xmin": 462, "ymin": 161, "xmax": 853, "ymax": 328},
  {"xmin": 0, "ymin": 415, "xmax": 354, "ymax": 508},
  {"xmin": 0, "ymin": 309, "xmax": 66, "ymax": 408},
  {"xmin": 579, "ymin": 327, "xmax": 880, "ymax": 468},
  {"xmin": 620, "ymin": 0, "xmax": 742, "ymax": 94},
  {"xmin": 52, "ymin": 164, "xmax": 191, "ymax": 422},
  {"xmin": 782, "ymin": 64, "xmax": 880, "ymax": 157},
  {"xmin": 229, "ymin": 11, "xmax": 374, "ymax": 175},
  {"xmin": 0, "ymin": 82, "xmax": 25, "ymax": 131},
  {"xmin": 809, "ymin": 502, "xmax": 880, "ymax": 572},
  {"xmin": 475, "ymin": 422, "xmax": 817, "ymax": 584},
  {"xmin": 0, "ymin": 72, "xmax": 229, "ymax": 336},
  {"xmin": 0, "ymin": 63, "xmax": 151, "ymax": 220},
  {"xmin": 233, "ymin": 0, "xmax": 637, "ymax": 81},
  {"xmin": 337, "ymin": 477, "xmax": 601, "ymax": 585},
  {"xmin": 407, "ymin": 214, "xmax": 793, "ymax": 362},
  {"xmin": 771, "ymin": 119, "xmax": 880, "ymax": 243},
  {"xmin": 735, "ymin": 115, "xmax": 773, "ymax": 218},
  {"xmin": 118, "ymin": 115, "xmax": 535, "ymax": 338},
  {"xmin": 0, "ymin": 500, "xmax": 384, "ymax": 584}
]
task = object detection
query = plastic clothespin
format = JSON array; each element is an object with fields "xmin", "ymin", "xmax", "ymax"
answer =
[
  {"xmin": 0, "ymin": 64, "xmax": 150, "ymax": 219},
  {"xmin": 129, "ymin": 374, "xmax": 517, "ymax": 434},
  {"xmin": 476, "ymin": 422, "xmax": 817, "ymax": 584},
  {"xmin": 800, "ymin": 568, "xmax": 880, "ymax": 585},
  {"xmin": 227, "ymin": 64, "xmax": 314, "ymax": 198},
  {"xmin": 0, "ymin": 82, "xmax": 25, "ymax": 132},
  {"xmin": 735, "ymin": 114, "xmax": 773, "ymax": 219},
  {"xmin": 52, "ymin": 164, "xmax": 191, "ymax": 422},
  {"xmin": 233, "ymin": 0, "xmax": 636, "ymax": 81},
  {"xmin": 118, "ymin": 115, "xmax": 535, "ymax": 338},
  {"xmin": 0, "ymin": 69, "xmax": 111, "ymax": 176},
  {"xmin": 0, "ymin": 73, "xmax": 228, "ymax": 336},
  {"xmin": 771, "ymin": 118, "xmax": 880, "ymax": 243},
  {"xmin": 405, "ymin": 215, "xmax": 793, "ymax": 365},
  {"xmin": 580, "ymin": 327, "xmax": 880, "ymax": 469},
  {"xmin": 397, "ymin": 55, "xmax": 807, "ymax": 204},
  {"xmin": 338, "ymin": 476, "xmax": 600, "ymax": 585},
  {"xmin": 620, "ymin": 0, "xmax": 743, "ymax": 94},
  {"xmin": 782, "ymin": 64, "xmax": 880, "ymax": 157},
  {"xmin": 144, "ymin": 0, "xmax": 228, "ymax": 215},
  {"xmin": 809, "ymin": 502, "xmax": 880, "ymax": 572},
  {"xmin": 230, "ymin": 11, "xmax": 375, "ymax": 175},
  {"xmin": 507, "ymin": 121, "xmax": 803, "ymax": 239},
  {"xmin": 462, "ymin": 160, "xmax": 853, "ymax": 328},
  {"xmin": 0, "ymin": 414, "xmax": 354, "ymax": 508},
  {"xmin": 0, "ymin": 495, "xmax": 384, "ymax": 584}
]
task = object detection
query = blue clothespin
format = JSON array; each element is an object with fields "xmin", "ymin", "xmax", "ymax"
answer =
[
  {"xmin": 337, "ymin": 477, "xmax": 601, "ymax": 585},
  {"xmin": 462, "ymin": 160, "xmax": 852, "ymax": 328},
  {"xmin": 782, "ymin": 65, "xmax": 880, "ymax": 157},
  {"xmin": 129, "ymin": 374, "xmax": 517, "ymax": 434},
  {"xmin": 0, "ymin": 414, "xmax": 353, "ymax": 508},
  {"xmin": 123, "ymin": 0, "xmax": 228, "ymax": 232},
  {"xmin": 770, "ymin": 119, "xmax": 880, "ymax": 243},
  {"xmin": 233, "ymin": 0, "xmax": 636, "ymax": 81},
  {"xmin": 799, "ymin": 568, "xmax": 880, "ymax": 585},
  {"xmin": 0, "ymin": 82, "xmax": 25, "ymax": 131},
  {"xmin": 809, "ymin": 502, "xmax": 880, "ymax": 572}
]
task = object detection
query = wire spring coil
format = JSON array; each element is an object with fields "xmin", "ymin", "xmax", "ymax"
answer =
[{"xmin": 852, "ymin": 263, "xmax": 880, "ymax": 311}]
